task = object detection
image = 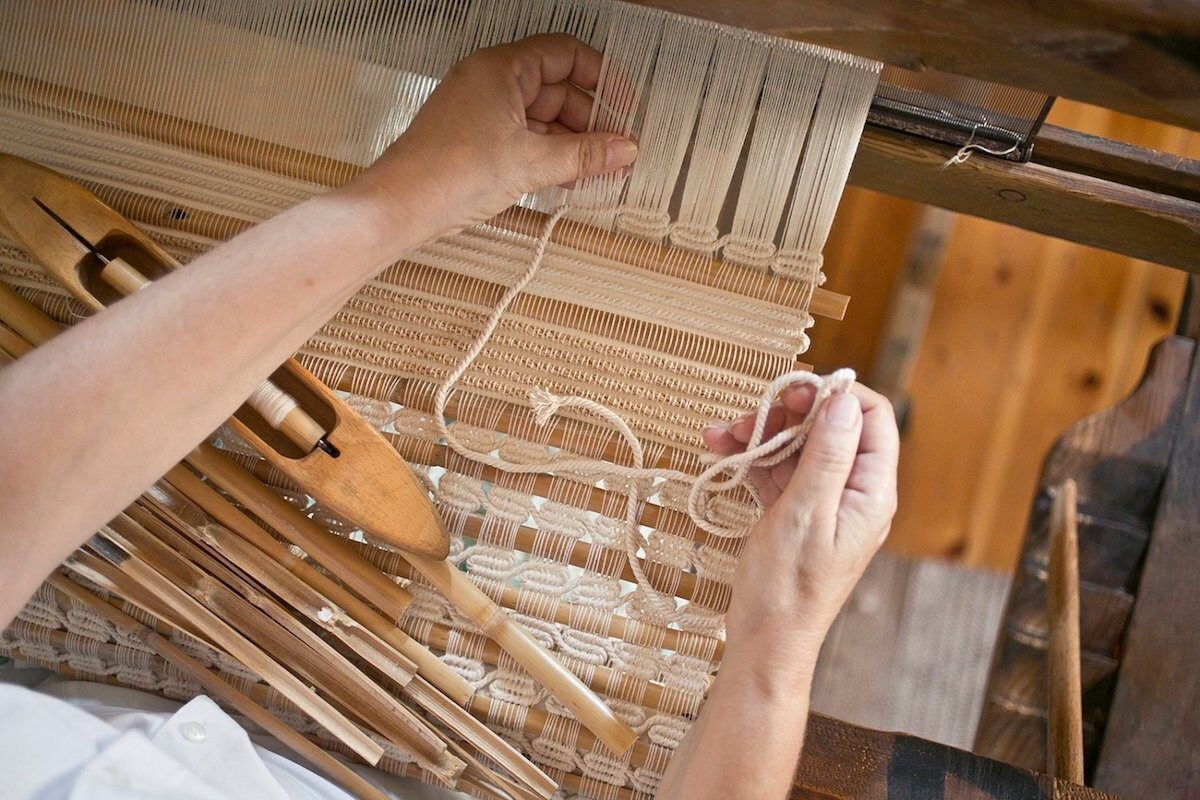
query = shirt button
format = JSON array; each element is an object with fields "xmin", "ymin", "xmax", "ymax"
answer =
[{"xmin": 180, "ymin": 721, "xmax": 208, "ymax": 743}]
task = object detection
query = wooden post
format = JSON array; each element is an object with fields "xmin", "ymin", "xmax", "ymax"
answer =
[{"xmin": 1047, "ymin": 478, "xmax": 1085, "ymax": 784}]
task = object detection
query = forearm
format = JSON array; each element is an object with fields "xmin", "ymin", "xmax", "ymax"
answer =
[
  {"xmin": 0, "ymin": 180, "xmax": 423, "ymax": 626},
  {"xmin": 655, "ymin": 636, "xmax": 820, "ymax": 800}
]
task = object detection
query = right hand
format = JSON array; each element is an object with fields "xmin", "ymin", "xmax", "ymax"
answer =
[
  {"xmin": 702, "ymin": 382, "xmax": 900, "ymax": 672},
  {"xmin": 346, "ymin": 33, "xmax": 638, "ymax": 240}
]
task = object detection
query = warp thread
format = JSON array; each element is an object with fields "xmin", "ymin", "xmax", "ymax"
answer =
[{"xmin": 433, "ymin": 207, "xmax": 854, "ymax": 626}]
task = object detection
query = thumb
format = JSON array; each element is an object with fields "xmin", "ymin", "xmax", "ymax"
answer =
[
  {"xmin": 533, "ymin": 132, "xmax": 638, "ymax": 187},
  {"xmin": 783, "ymin": 392, "xmax": 863, "ymax": 521}
]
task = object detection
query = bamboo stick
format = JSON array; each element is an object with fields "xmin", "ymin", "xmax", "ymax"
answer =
[
  {"xmin": 0, "ymin": 321, "xmax": 33, "ymax": 358},
  {"xmin": 0, "ymin": 281, "xmax": 61, "ymax": 345},
  {"xmin": 188, "ymin": 439, "xmax": 638, "ymax": 754},
  {"xmin": 1047, "ymin": 478, "xmax": 1085, "ymax": 784},
  {"xmin": 65, "ymin": 538, "xmax": 387, "ymax": 764},
  {"xmin": 45, "ymin": 574, "xmax": 392, "ymax": 800},
  {"xmin": 103, "ymin": 514, "xmax": 455, "ymax": 775},
  {"xmin": 159, "ymin": 463, "xmax": 474, "ymax": 704}
]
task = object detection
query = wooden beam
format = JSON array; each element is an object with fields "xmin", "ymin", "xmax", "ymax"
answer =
[
  {"xmin": 631, "ymin": 0, "xmax": 1200, "ymax": 130},
  {"xmin": 1034, "ymin": 125, "xmax": 1200, "ymax": 203},
  {"xmin": 849, "ymin": 125, "xmax": 1200, "ymax": 273},
  {"xmin": 1094, "ymin": 343, "xmax": 1200, "ymax": 796},
  {"xmin": 794, "ymin": 714, "xmax": 1120, "ymax": 799}
]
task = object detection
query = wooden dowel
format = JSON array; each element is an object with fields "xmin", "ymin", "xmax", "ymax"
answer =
[
  {"xmin": 65, "ymin": 539, "xmax": 386, "ymax": 765},
  {"xmin": 105, "ymin": 513, "xmax": 455, "ymax": 775},
  {"xmin": 0, "ymin": 321, "xmax": 33, "ymax": 358},
  {"xmin": 159, "ymin": 463, "xmax": 472, "ymax": 704},
  {"xmin": 0, "ymin": 281, "xmax": 61, "ymax": 345},
  {"xmin": 188, "ymin": 436, "xmax": 637, "ymax": 754},
  {"xmin": 1047, "ymin": 478, "xmax": 1085, "ymax": 784},
  {"xmin": 185, "ymin": 443, "xmax": 416, "ymax": 617},
  {"xmin": 404, "ymin": 552, "xmax": 638, "ymax": 754},
  {"xmin": 45, "ymin": 575, "xmax": 392, "ymax": 800}
]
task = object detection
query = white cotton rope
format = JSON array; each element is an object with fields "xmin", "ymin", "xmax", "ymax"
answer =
[
  {"xmin": 433, "ymin": 207, "xmax": 855, "ymax": 625},
  {"xmin": 247, "ymin": 381, "xmax": 299, "ymax": 428}
]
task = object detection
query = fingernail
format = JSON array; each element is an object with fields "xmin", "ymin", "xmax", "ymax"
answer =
[
  {"xmin": 703, "ymin": 422, "xmax": 729, "ymax": 434},
  {"xmin": 605, "ymin": 137, "xmax": 638, "ymax": 170},
  {"xmin": 823, "ymin": 393, "xmax": 860, "ymax": 429}
]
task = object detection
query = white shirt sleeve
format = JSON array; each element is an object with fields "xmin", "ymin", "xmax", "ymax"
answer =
[{"xmin": 0, "ymin": 681, "xmax": 357, "ymax": 800}]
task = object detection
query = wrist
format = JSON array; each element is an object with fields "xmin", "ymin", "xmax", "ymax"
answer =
[
  {"xmin": 722, "ymin": 620, "xmax": 824, "ymax": 696},
  {"xmin": 333, "ymin": 145, "xmax": 447, "ymax": 254}
]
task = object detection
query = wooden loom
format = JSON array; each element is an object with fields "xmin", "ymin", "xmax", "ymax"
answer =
[{"xmin": 0, "ymin": 1, "xmax": 1197, "ymax": 800}]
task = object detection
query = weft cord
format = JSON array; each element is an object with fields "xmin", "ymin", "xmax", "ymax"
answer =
[{"xmin": 433, "ymin": 207, "xmax": 854, "ymax": 626}]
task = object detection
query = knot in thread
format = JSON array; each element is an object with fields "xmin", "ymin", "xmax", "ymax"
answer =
[
  {"xmin": 528, "ymin": 388, "xmax": 565, "ymax": 427},
  {"xmin": 434, "ymin": 204, "xmax": 853, "ymax": 630}
]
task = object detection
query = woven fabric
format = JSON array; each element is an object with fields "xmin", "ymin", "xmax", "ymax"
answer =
[{"xmin": 0, "ymin": 1, "xmax": 880, "ymax": 797}]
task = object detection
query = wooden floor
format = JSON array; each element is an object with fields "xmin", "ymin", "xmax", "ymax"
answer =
[{"xmin": 811, "ymin": 550, "xmax": 1010, "ymax": 750}]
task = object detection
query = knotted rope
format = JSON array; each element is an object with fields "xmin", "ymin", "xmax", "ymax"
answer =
[{"xmin": 433, "ymin": 207, "xmax": 854, "ymax": 625}]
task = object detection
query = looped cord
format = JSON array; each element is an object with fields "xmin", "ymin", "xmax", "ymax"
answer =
[
  {"xmin": 941, "ymin": 123, "xmax": 1020, "ymax": 169},
  {"xmin": 434, "ymin": 206, "xmax": 855, "ymax": 627},
  {"xmin": 615, "ymin": 207, "xmax": 672, "ymax": 242}
]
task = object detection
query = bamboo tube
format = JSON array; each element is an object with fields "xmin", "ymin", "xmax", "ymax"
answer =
[
  {"xmin": 188, "ymin": 438, "xmax": 638, "ymax": 754},
  {"xmin": 0, "ymin": 281, "xmax": 61, "ymax": 344},
  {"xmin": 45, "ymin": 574, "xmax": 392, "ymax": 800},
  {"xmin": 65, "ymin": 539, "xmax": 386, "ymax": 764},
  {"xmin": 185, "ymin": 443, "xmax": 416, "ymax": 616},
  {"xmin": 159, "ymin": 463, "xmax": 473, "ymax": 704},
  {"xmin": 0, "ymin": 321, "xmax": 33, "ymax": 358},
  {"xmin": 1047, "ymin": 479, "xmax": 1085, "ymax": 784},
  {"xmin": 104, "ymin": 514, "xmax": 454, "ymax": 774},
  {"xmin": 142, "ymin": 497, "xmax": 420, "ymax": 686}
]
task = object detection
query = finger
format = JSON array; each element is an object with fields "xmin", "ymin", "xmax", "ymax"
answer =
[
  {"xmin": 781, "ymin": 392, "xmax": 863, "ymax": 522},
  {"xmin": 729, "ymin": 404, "xmax": 785, "ymax": 445},
  {"xmin": 843, "ymin": 385, "xmax": 900, "ymax": 514},
  {"xmin": 528, "ymin": 131, "xmax": 637, "ymax": 187},
  {"xmin": 508, "ymin": 34, "xmax": 603, "ymax": 105},
  {"xmin": 527, "ymin": 82, "xmax": 594, "ymax": 131},
  {"xmin": 701, "ymin": 424, "xmax": 744, "ymax": 457},
  {"xmin": 780, "ymin": 382, "xmax": 817, "ymax": 416},
  {"xmin": 527, "ymin": 120, "xmax": 573, "ymax": 135}
]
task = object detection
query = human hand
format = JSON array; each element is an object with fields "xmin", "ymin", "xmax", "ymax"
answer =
[
  {"xmin": 346, "ymin": 34, "xmax": 637, "ymax": 240},
  {"xmin": 702, "ymin": 382, "xmax": 899, "ymax": 670}
]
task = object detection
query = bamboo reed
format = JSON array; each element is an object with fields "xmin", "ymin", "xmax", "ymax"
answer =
[
  {"xmin": 65, "ymin": 539, "xmax": 387, "ymax": 764},
  {"xmin": 45, "ymin": 573, "xmax": 392, "ymax": 800}
]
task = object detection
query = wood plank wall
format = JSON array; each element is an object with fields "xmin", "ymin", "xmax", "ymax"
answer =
[{"xmin": 809, "ymin": 100, "xmax": 1195, "ymax": 572}]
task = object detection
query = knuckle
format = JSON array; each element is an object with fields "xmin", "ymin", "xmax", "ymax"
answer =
[
  {"xmin": 575, "ymin": 138, "xmax": 596, "ymax": 178},
  {"xmin": 807, "ymin": 439, "xmax": 854, "ymax": 473}
]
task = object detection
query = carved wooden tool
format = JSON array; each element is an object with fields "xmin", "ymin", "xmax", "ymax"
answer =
[{"xmin": 0, "ymin": 153, "xmax": 447, "ymax": 559}]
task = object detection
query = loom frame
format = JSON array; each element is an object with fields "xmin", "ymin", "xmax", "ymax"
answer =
[{"xmin": 628, "ymin": 2, "xmax": 1200, "ymax": 798}]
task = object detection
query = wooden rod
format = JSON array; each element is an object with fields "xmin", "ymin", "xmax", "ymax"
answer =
[
  {"xmin": 0, "ymin": 281, "xmax": 61, "ymax": 345},
  {"xmin": 109, "ymin": 512, "xmax": 457, "ymax": 778},
  {"xmin": 1047, "ymin": 478, "xmax": 1085, "ymax": 784},
  {"xmin": 0, "ymin": 321, "xmax": 34, "ymax": 358},
  {"xmin": 65, "ymin": 539, "xmax": 387, "ymax": 764},
  {"xmin": 45, "ymin": 574, "xmax": 391, "ymax": 800},
  {"xmin": 187, "ymin": 435, "xmax": 639, "ymax": 755}
]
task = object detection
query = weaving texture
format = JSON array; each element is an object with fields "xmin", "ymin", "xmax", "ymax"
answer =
[{"xmin": 0, "ymin": 0, "xmax": 880, "ymax": 796}]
